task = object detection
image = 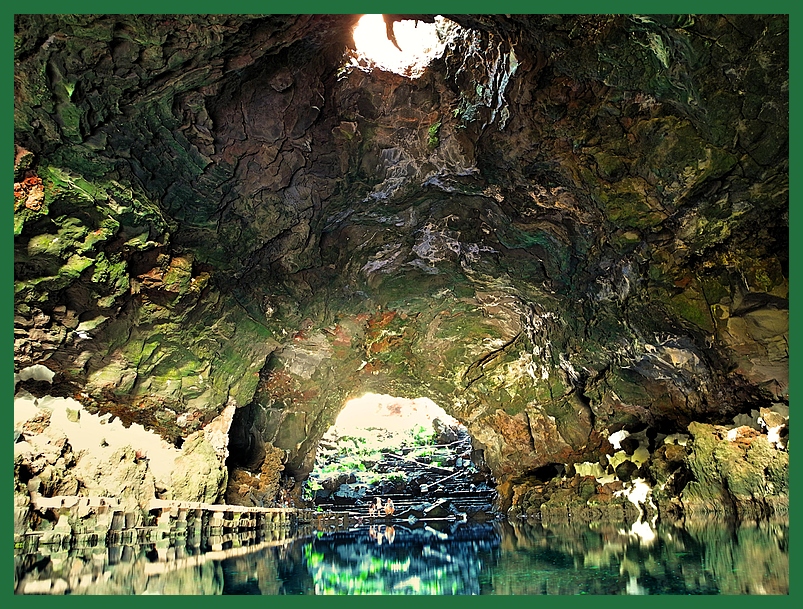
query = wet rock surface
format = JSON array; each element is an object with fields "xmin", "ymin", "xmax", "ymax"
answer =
[{"xmin": 13, "ymin": 15, "xmax": 788, "ymax": 519}]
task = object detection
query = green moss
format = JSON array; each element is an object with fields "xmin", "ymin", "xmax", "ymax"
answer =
[
  {"xmin": 27, "ymin": 234, "xmax": 64, "ymax": 258},
  {"xmin": 593, "ymin": 150, "xmax": 628, "ymax": 181},
  {"xmin": 670, "ymin": 290, "xmax": 714, "ymax": 333},
  {"xmin": 685, "ymin": 422, "xmax": 789, "ymax": 507},
  {"xmin": 596, "ymin": 180, "xmax": 666, "ymax": 230},
  {"xmin": 79, "ymin": 224, "xmax": 118, "ymax": 254},
  {"xmin": 162, "ymin": 256, "xmax": 194, "ymax": 293},
  {"xmin": 57, "ymin": 102, "xmax": 83, "ymax": 142},
  {"xmin": 60, "ymin": 254, "xmax": 93, "ymax": 279},
  {"xmin": 41, "ymin": 165, "xmax": 100, "ymax": 203},
  {"xmin": 700, "ymin": 275, "xmax": 730, "ymax": 306}
]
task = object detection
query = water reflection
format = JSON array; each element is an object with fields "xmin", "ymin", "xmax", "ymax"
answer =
[
  {"xmin": 486, "ymin": 519, "xmax": 788, "ymax": 595},
  {"xmin": 299, "ymin": 522, "xmax": 497, "ymax": 594},
  {"xmin": 15, "ymin": 518, "xmax": 788, "ymax": 595}
]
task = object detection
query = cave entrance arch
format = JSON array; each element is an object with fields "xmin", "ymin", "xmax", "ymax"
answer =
[{"xmin": 303, "ymin": 393, "xmax": 496, "ymax": 520}]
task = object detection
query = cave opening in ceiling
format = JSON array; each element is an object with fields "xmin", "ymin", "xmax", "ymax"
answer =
[
  {"xmin": 303, "ymin": 393, "xmax": 497, "ymax": 520},
  {"xmin": 349, "ymin": 14, "xmax": 457, "ymax": 78}
]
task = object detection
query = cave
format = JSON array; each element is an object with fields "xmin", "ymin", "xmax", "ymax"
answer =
[{"xmin": 13, "ymin": 13, "xmax": 788, "ymax": 532}]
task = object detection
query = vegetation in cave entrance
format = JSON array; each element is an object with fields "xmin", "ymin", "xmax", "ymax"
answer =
[{"xmin": 303, "ymin": 394, "xmax": 495, "ymax": 519}]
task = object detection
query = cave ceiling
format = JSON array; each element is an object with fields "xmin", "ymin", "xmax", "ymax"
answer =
[{"xmin": 13, "ymin": 14, "xmax": 788, "ymax": 486}]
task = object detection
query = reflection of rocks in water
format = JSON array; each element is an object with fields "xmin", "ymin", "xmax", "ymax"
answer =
[
  {"xmin": 487, "ymin": 519, "xmax": 788, "ymax": 595},
  {"xmin": 683, "ymin": 518, "xmax": 789, "ymax": 595},
  {"xmin": 303, "ymin": 522, "xmax": 500, "ymax": 594},
  {"xmin": 14, "ymin": 528, "xmax": 299, "ymax": 595},
  {"xmin": 14, "ymin": 542, "xmax": 225, "ymax": 595},
  {"xmin": 15, "ymin": 519, "xmax": 788, "ymax": 594}
]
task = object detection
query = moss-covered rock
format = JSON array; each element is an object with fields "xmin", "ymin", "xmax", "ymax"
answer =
[
  {"xmin": 682, "ymin": 422, "xmax": 788, "ymax": 517},
  {"xmin": 169, "ymin": 433, "xmax": 227, "ymax": 504}
]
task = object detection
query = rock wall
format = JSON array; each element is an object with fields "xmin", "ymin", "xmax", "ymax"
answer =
[{"xmin": 13, "ymin": 14, "xmax": 787, "ymax": 516}]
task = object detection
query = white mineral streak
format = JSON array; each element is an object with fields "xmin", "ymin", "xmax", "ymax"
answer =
[
  {"xmin": 615, "ymin": 478, "xmax": 658, "ymax": 527},
  {"xmin": 766, "ymin": 425, "xmax": 784, "ymax": 450},
  {"xmin": 361, "ymin": 243, "xmax": 403, "ymax": 275},
  {"xmin": 758, "ymin": 411, "xmax": 787, "ymax": 450}
]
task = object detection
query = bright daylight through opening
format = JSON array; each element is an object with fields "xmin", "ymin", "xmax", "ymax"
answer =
[
  {"xmin": 304, "ymin": 393, "xmax": 497, "ymax": 521},
  {"xmin": 350, "ymin": 15, "xmax": 452, "ymax": 78},
  {"xmin": 330, "ymin": 393, "xmax": 459, "ymax": 436}
]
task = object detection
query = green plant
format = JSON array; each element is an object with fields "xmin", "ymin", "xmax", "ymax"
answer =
[
  {"xmin": 413, "ymin": 447, "xmax": 434, "ymax": 458},
  {"xmin": 409, "ymin": 424, "xmax": 435, "ymax": 447},
  {"xmin": 427, "ymin": 120, "xmax": 441, "ymax": 149}
]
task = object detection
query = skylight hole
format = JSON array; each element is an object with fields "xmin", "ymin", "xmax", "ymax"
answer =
[{"xmin": 349, "ymin": 14, "xmax": 456, "ymax": 78}]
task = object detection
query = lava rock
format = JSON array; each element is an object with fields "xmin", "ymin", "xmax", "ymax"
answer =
[{"xmin": 615, "ymin": 460, "xmax": 639, "ymax": 482}]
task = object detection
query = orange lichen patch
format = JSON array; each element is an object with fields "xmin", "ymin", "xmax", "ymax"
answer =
[
  {"xmin": 367, "ymin": 333, "xmax": 402, "ymax": 354},
  {"xmin": 14, "ymin": 175, "xmax": 45, "ymax": 211},
  {"xmin": 367, "ymin": 310, "xmax": 397, "ymax": 330},
  {"xmin": 21, "ymin": 411, "xmax": 51, "ymax": 435},
  {"xmin": 360, "ymin": 361, "xmax": 382, "ymax": 375},
  {"xmin": 262, "ymin": 370, "xmax": 296, "ymax": 392},
  {"xmin": 673, "ymin": 274, "xmax": 693, "ymax": 288},
  {"xmin": 260, "ymin": 369, "xmax": 309, "ymax": 403},
  {"xmin": 726, "ymin": 424, "xmax": 761, "ymax": 447},
  {"xmin": 291, "ymin": 319, "xmax": 314, "ymax": 342},
  {"xmin": 137, "ymin": 267, "xmax": 165, "ymax": 288},
  {"xmin": 597, "ymin": 480, "xmax": 625, "ymax": 495},
  {"xmin": 363, "ymin": 309, "xmax": 410, "ymax": 356}
]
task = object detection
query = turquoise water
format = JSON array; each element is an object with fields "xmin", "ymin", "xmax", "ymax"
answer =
[{"xmin": 15, "ymin": 518, "xmax": 788, "ymax": 595}]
